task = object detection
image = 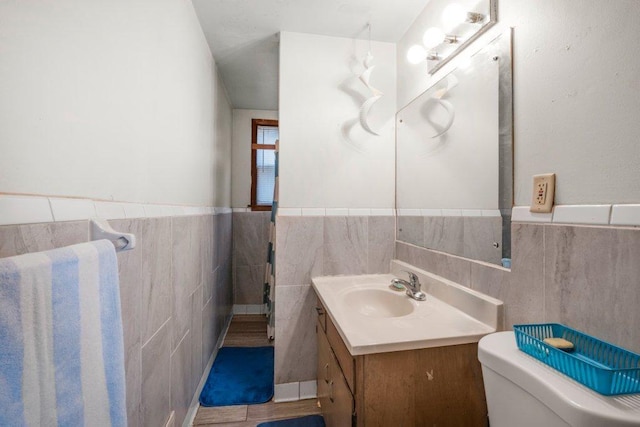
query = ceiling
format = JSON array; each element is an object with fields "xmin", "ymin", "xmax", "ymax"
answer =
[{"xmin": 192, "ymin": 0, "xmax": 429, "ymax": 110}]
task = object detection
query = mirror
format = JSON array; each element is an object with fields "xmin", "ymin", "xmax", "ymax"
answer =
[{"xmin": 396, "ymin": 30, "xmax": 513, "ymax": 267}]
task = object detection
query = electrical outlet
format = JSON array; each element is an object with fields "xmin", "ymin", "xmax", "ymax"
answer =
[{"xmin": 530, "ymin": 173, "xmax": 555, "ymax": 213}]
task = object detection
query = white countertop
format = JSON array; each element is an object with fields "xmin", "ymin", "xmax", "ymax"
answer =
[{"xmin": 312, "ymin": 267, "xmax": 502, "ymax": 356}]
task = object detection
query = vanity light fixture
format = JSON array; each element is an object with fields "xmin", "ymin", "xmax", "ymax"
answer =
[
  {"xmin": 442, "ymin": 3, "xmax": 467, "ymax": 28},
  {"xmin": 444, "ymin": 34, "xmax": 460, "ymax": 44},
  {"xmin": 466, "ymin": 12, "xmax": 486, "ymax": 24},
  {"xmin": 423, "ymin": 27, "xmax": 460, "ymax": 48},
  {"xmin": 408, "ymin": 28, "xmax": 459, "ymax": 65},
  {"xmin": 407, "ymin": 44, "xmax": 427, "ymax": 64},
  {"xmin": 405, "ymin": 0, "xmax": 497, "ymax": 74},
  {"xmin": 423, "ymin": 27, "xmax": 446, "ymax": 49}
]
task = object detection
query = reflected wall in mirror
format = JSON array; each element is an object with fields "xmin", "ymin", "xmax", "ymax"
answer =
[{"xmin": 396, "ymin": 30, "xmax": 513, "ymax": 267}]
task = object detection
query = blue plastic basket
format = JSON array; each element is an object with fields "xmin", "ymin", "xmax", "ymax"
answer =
[{"xmin": 513, "ymin": 323, "xmax": 640, "ymax": 395}]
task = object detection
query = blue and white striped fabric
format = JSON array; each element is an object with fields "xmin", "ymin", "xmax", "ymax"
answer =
[{"xmin": 0, "ymin": 240, "xmax": 126, "ymax": 427}]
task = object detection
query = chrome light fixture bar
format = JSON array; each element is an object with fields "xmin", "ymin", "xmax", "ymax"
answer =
[{"xmin": 428, "ymin": 0, "xmax": 497, "ymax": 75}]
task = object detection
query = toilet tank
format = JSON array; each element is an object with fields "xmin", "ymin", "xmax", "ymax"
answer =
[{"xmin": 478, "ymin": 332, "xmax": 640, "ymax": 427}]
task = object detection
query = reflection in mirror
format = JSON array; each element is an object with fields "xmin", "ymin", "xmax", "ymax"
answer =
[{"xmin": 396, "ymin": 30, "xmax": 513, "ymax": 267}]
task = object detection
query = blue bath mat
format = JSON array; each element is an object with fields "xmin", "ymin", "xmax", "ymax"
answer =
[
  {"xmin": 199, "ymin": 346, "xmax": 274, "ymax": 406},
  {"xmin": 257, "ymin": 415, "xmax": 325, "ymax": 427}
]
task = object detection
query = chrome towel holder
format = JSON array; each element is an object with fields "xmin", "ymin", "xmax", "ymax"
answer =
[{"xmin": 89, "ymin": 218, "xmax": 136, "ymax": 251}]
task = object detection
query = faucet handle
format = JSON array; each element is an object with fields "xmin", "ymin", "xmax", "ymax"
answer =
[{"xmin": 402, "ymin": 270, "xmax": 419, "ymax": 285}]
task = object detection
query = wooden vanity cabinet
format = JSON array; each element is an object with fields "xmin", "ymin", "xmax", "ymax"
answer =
[
  {"xmin": 317, "ymin": 321, "xmax": 354, "ymax": 427},
  {"xmin": 316, "ymin": 300, "xmax": 488, "ymax": 427}
]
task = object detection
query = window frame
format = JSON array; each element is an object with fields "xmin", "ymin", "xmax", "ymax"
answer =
[{"xmin": 250, "ymin": 118, "xmax": 279, "ymax": 211}]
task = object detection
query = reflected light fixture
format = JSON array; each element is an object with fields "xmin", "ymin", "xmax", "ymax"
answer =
[
  {"xmin": 442, "ymin": 3, "xmax": 467, "ymax": 28},
  {"xmin": 405, "ymin": 0, "xmax": 495, "ymax": 73},
  {"xmin": 407, "ymin": 44, "xmax": 427, "ymax": 64},
  {"xmin": 423, "ymin": 27, "xmax": 445, "ymax": 49},
  {"xmin": 466, "ymin": 12, "xmax": 486, "ymax": 23}
]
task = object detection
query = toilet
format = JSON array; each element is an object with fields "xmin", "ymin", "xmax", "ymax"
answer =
[{"xmin": 478, "ymin": 331, "xmax": 640, "ymax": 427}]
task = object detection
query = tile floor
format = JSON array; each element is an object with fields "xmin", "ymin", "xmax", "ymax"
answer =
[{"xmin": 192, "ymin": 315, "xmax": 320, "ymax": 426}]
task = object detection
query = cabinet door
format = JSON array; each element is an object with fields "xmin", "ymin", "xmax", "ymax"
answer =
[
  {"xmin": 317, "ymin": 321, "xmax": 332, "ymax": 411},
  {"xmin": 328, "ymin": 350, "xmax": 354, "ymax": 427},
  {"xmin": 318, "ymin": 321, "xmax": 354, "ymax": 427}
]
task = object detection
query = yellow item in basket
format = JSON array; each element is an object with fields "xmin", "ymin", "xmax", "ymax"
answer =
[{"xmin": 544, "ymin": 337, "xmax": 575, "ymax": 351}]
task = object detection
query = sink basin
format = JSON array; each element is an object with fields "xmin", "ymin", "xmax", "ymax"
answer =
[{"xmin": 342, "ymin": 288, "xmax": 415, "ymax": 318}]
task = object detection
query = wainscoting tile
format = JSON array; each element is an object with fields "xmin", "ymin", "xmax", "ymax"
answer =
[
  {"xmin": 275, "ymin": 216, "xmax": 323, "ymax": 286},
  {"xmin": 610, "ymin": 204, "xmax": 640, "ymax": 226},
  {"xmin": 0, "ymin": 221, "xmax": 88, "ymax": 258},
  {"xmin": 202, "ymin": 298, "xmax": 218, "ymax": 367},
  {"xmin": 439, "ymin": 217, "xmax": 465, "ymax": 256},
  {"xmin": 141, "ymin": 321, "xmax": 171, "ymax": 427},
  {"xmin": 368, "ymin": 216, "xmax": 395, "ymax": 273},
  {"xmin": 172, "ymin": 216, "xmax": 200, "ymax": 350},
  {"xmin": 204, "ymin": 266, "xmax": 217, "ymax": 307},
  {"xmin": 470, "ymin": 223, "xmax": 545, "ymax": 330},
  {"xmin": 217, "ymin": 259, "xmax": 234, "ymax": 333},
  {"xmin": 395, "ymin": 241, "xmax": 424, "ymax": 269},
  {"xmin": 215, "ymin": 215, "xmax": 224, "ymax": 268},
  {"xmin": 233, "ymin": 212, "xmax": 265, "ymax": 267},
  {"xmin": 510, "ymin": 223, "xmax": 544, "ymax": 285},
  {"xmin": 141, "ymin": 218, "xmax": 172, "ymax": 343},
  {"xmin": 397, "ymin": 216, "xmax": 424, "ymax": 247},
  {"xmin": 124, "ymin": 340, "xmax": 141, "ymax": 427},
  {"xmin": 274, "ymin": 285, "xmax": 318, "ymax": 384},
  {"xmin": 423, "ymin": 216, "xmax": 444, "ymax": 252},
  {"xmin": 170, "ymin": 331, "xmax": 192, "ymax": 426},
  {"xmin": 299, "ymin": 380, "xmax": 318, "ymax": 400},
  {"xmin": 323, "ymin": 216, "xmax": 367, "ymax": 276},
  {"xmin": 222, "ymin": 213, "xmax": 233, "ymax": 264},
  {"xmin": 552, "ymin": 204, "xmax": 611, "ymax": 225},
  {"xmin": 235, "ymin": 264, "xmax": 266, "ymax": 304},
  {"xmin": 190, "ymin": 286, "xmax": 204, "ymax": 388},
  {"xmin": 210, "ymin": 215, "xmax": 220, "ymax": 274},
  {"xmin": 202, "ymin": 215, "xmax": 215, "ymax": 278},
  {"xmin": 49, "ymin": 197, "xmax": 96, "ymax": 222},
  {"xmin": 273, "ymin": 383, "xmax": 299, "ymax": 403},
  {"xmin": 463, "ymin": 216, "xmax": 502, "ymax": 264},
  {"xmin": 260, "ymin": 211, "xmax": 272, "ymax": 243},
  {"xmin": 544, "ymin": 225, "xmax": 640, "ymax": 353},
  {"xmin": 470, "ymin": 263, "xmax": 531, "ymax": 330},
  {"xmin": 0, "ymin": 195, "xmax": 53, "ymax": 225},
  {"xmin": 431, "ymin": 251, "xmax": 472, "ymax": 287},
  {"xmin": 110, "ymin": 219, "xmax": 143, "ymax": 361}
]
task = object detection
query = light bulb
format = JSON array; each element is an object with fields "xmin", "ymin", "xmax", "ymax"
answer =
[
  {"xmin": 407, "ymin": 44, "xmax": 427, "ymax": 64},
  {"xmin": 442, "ymin": 3, "xmax": 466, "ymax": 29},
  {"xmin": 422, "ymin": 27, "xmax": 445, "ymax": 49}
]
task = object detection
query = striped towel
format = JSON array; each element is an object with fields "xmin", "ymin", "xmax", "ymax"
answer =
[{"xmin": 0, "ymin": 240, "xmax": 126, "ymax": 427}]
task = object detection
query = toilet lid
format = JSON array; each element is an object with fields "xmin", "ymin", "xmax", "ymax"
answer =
[{"xmin": 478, "ymin": 332, "xmax": 640, "ymax": 427}]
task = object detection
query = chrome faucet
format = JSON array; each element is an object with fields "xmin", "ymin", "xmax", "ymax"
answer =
[{"xmin": 391, "ymin": 271, "xmax": 427, "ymax": 301}]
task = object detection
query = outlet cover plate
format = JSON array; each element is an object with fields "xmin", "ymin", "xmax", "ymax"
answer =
[{"xmin": 530, "ymin": 173, "xmax": 555, "ymax": 213}]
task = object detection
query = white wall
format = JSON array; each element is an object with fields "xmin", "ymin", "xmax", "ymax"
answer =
[
  {"xmin": 0, "ymin": 0, "xmax": 232, "ymax": 207},
  {"xmin": 398, "ymin": 0, "xmax": 640, "ymax": 206},
  {"xmin": 231, "ymin": 109, "xmax": 279, "ymax": 208},
  {"xmin": 278, "ymin": 32, "xmax": 396, "ymax": 209}
]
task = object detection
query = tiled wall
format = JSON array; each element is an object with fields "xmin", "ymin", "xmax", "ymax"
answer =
[
  {"xmin": 274, "ymin": 215, "xmax": 396, "ymax": 389},
  {"xmin": 232, "ymin": 211, "xmax": 272, "ymax": 305},
  {"xmin": 0, "ymin": 212, "xmax": 233, "ymax": 426},
  {"xmin": 397, "ymin": 215, "xmax": 503, "ymax": 264},
  {"xmin": 396, "ymin": 221, "xmax": 640, "ymax": 354}
]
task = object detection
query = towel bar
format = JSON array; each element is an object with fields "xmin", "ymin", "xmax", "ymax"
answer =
[{"xmin": 90, "ymin": 218, "xmax": 136, "ymax": 251}]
